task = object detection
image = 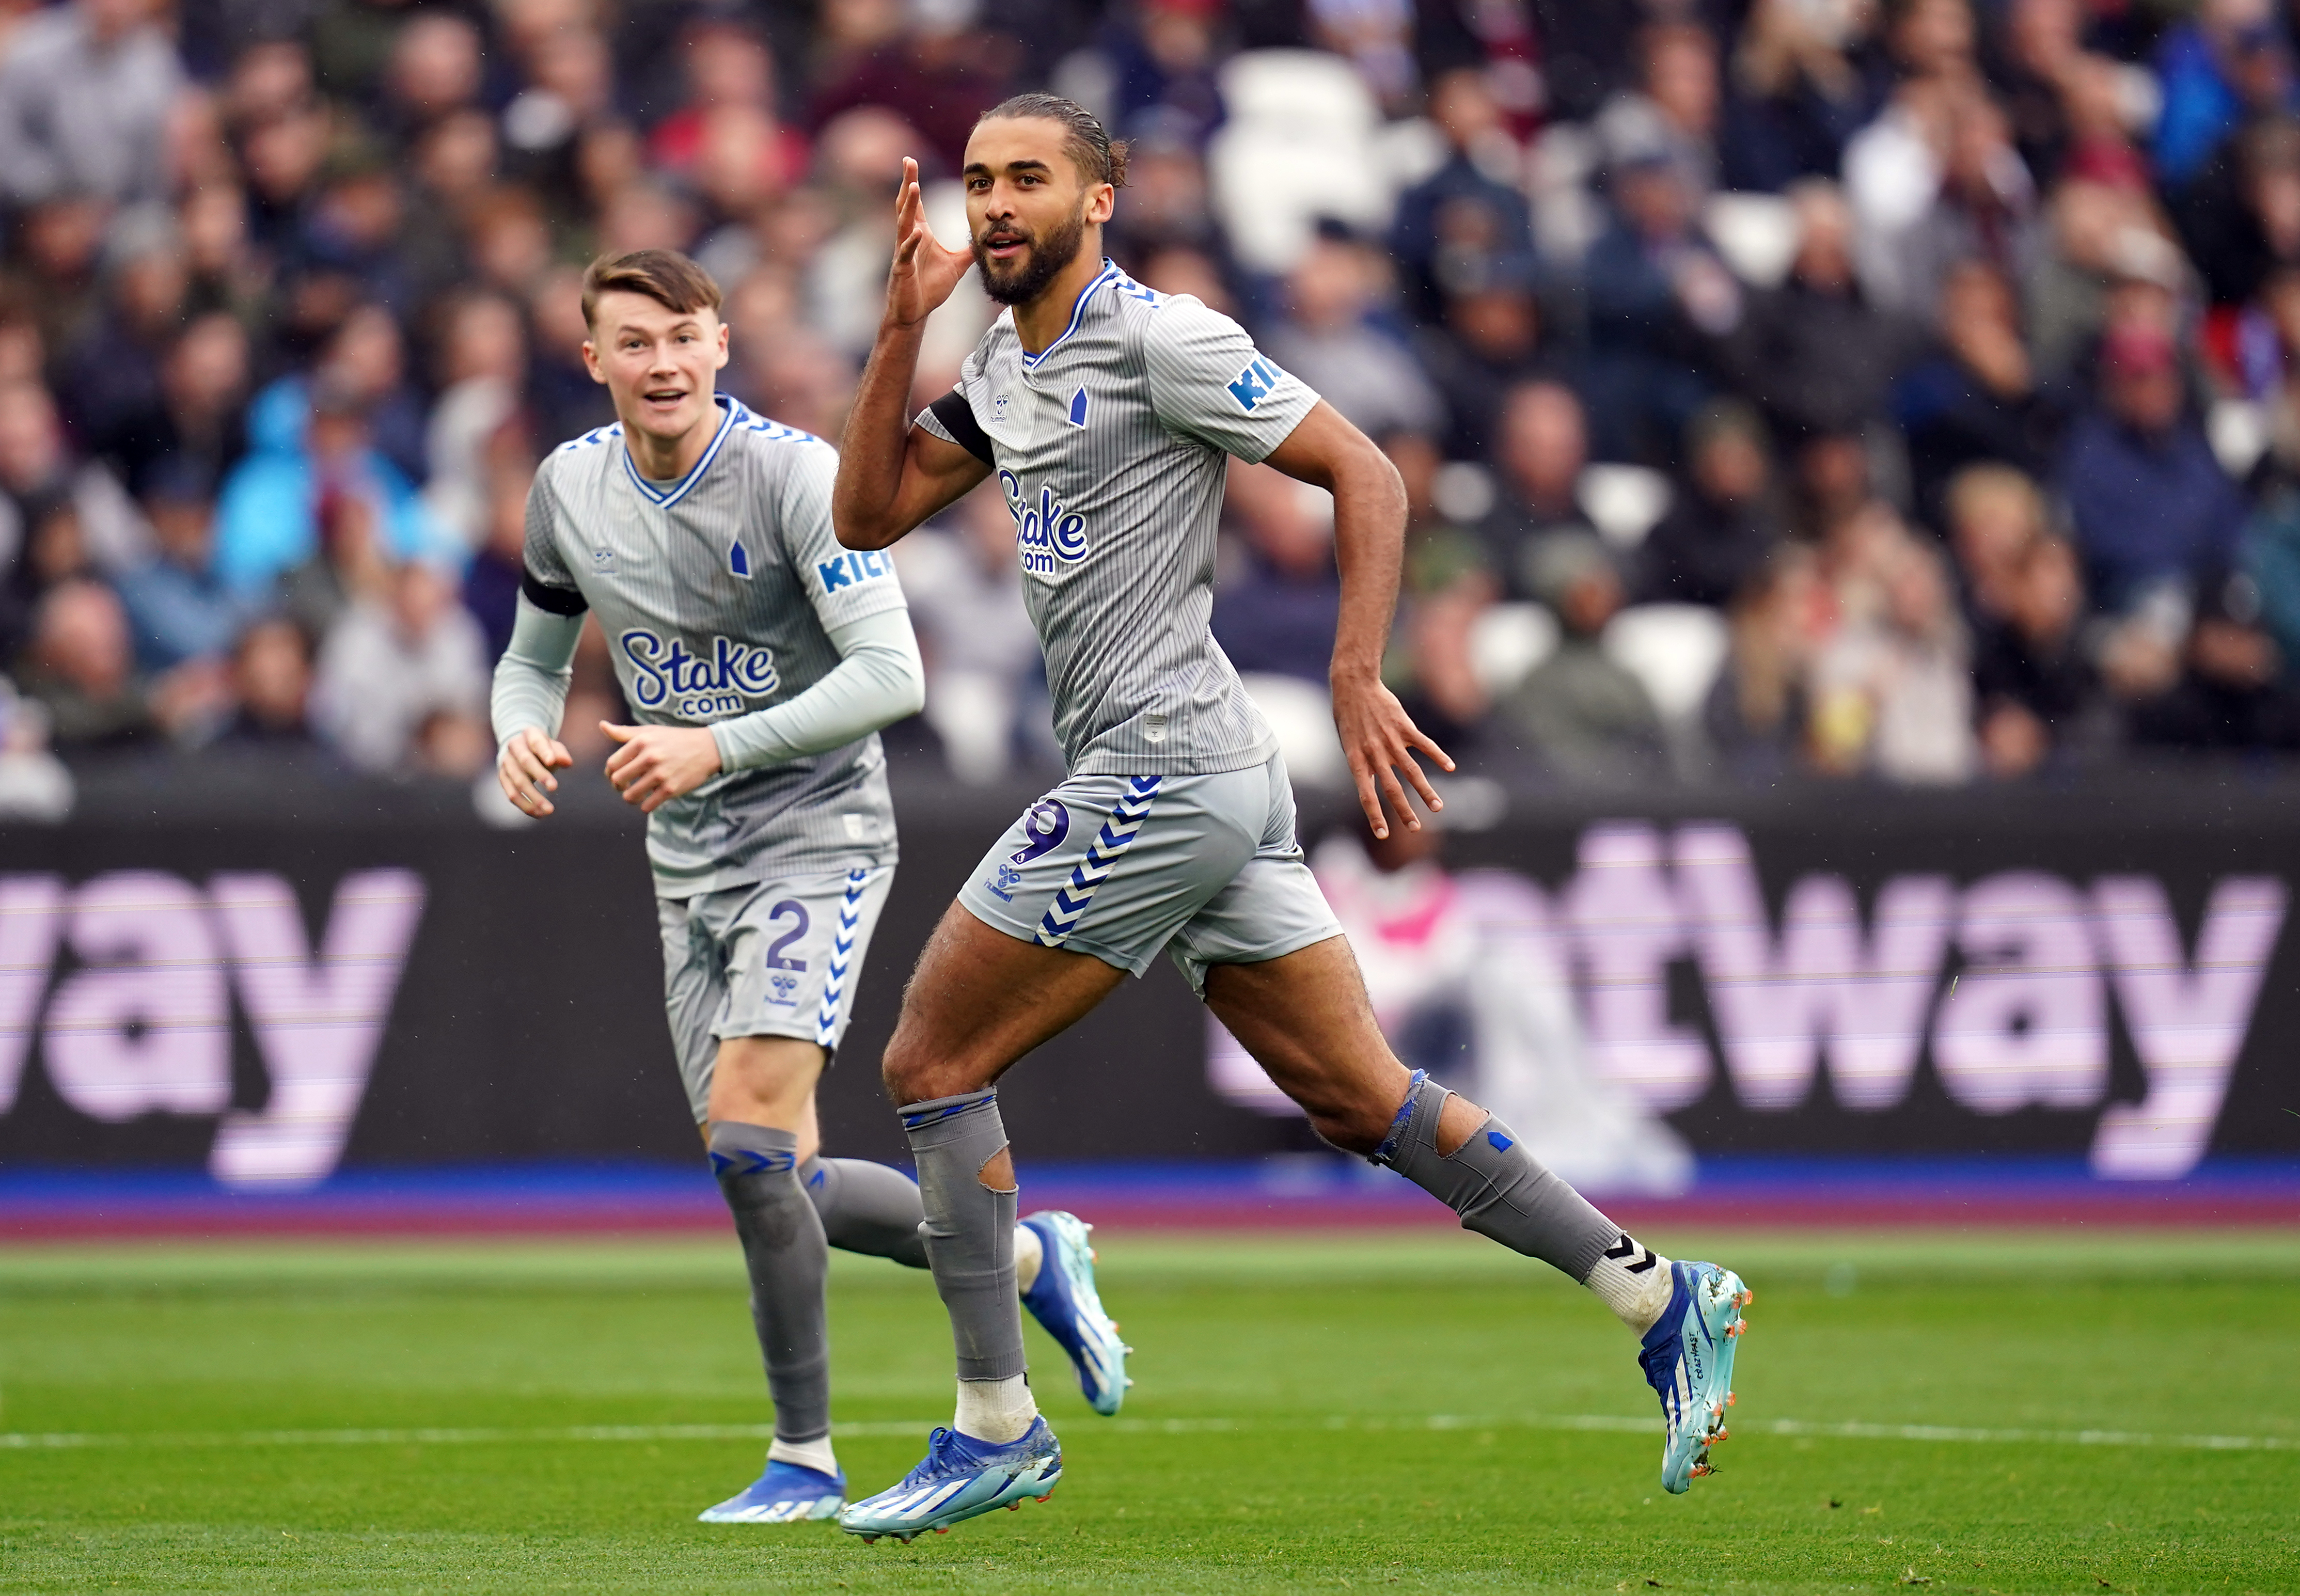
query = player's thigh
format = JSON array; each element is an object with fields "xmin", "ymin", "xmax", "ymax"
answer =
[
  {"xmin": 880, "ymin": 902, "xmax": 1128, "ymax": 1101},
  {"xmin": 657, "ymin": 894, "xmax": 727, "ymax": 1127},
  {"xmin": 1202, "ymin": 935, "xmax": 1416, "ymax": 1154}
]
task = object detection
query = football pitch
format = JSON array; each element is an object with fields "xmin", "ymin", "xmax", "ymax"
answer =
[{"xmin": 2, "ymin": 1228, "xmax": 2294, "ymax": 1593}]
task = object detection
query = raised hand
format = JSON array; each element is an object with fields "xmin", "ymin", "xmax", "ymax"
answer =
[
  {"xmin": 885, "ymin": 156, "xmax": 973, "ymax": 329},
  {"xmin": 1332, "ymin": 674, "xmax": 1455, "ymax": 841}
]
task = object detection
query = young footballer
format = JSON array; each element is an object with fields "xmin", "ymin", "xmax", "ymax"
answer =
[
  {"xmin": 490, "ymin": 248, "xmax": 1127, "ymax": 1527},
  {"xmin": 830, "ymin": 99, "xmax": 1751, "ymax": 1540}
]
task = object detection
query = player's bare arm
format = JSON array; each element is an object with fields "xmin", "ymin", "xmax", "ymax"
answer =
[
  {"xmin": 835, "ymin": 157, "xmax": 990, "ymax": 549},
  {"xmin": 496, "ymin": 726, "xmax": 573, "ymax": 816},
  {"xmin": 1263, "ymin": 404, "xmax": 1456, "ymax": 840}
]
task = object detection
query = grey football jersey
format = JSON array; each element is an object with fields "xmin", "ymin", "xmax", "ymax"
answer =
[
  {"xmin": 524, "ymin": 396, "xmax": 907, "ymax": 897},
  {"xmin": 916, "ymin": 261, "xmax": 1318, "ymax": 776}
]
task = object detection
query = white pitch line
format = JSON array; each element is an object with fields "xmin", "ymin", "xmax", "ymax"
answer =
[{"xmin": 1, "ymin": 1413, "xmax": 2292, "ymax": 1453}]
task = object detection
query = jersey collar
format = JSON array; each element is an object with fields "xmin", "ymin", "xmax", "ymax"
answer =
[
  {"xmin": 622, "ymin": 394, "xmax": 745, "ymax": 509},
  {"xmin": 1018, "ymin": 260, "xmax": 1120, "ymax": 370}
]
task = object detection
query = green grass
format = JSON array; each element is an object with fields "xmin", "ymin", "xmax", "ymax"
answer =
[{"xmin": 2, "ymin": 1228, "xmax": 2296, "ymax": 1592}]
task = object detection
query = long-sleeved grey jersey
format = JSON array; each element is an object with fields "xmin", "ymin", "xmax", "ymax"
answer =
[
  {"xmin": 522, "ymin": 396, "xmax": 907, "ymax": 896},
  {"xmin": 915, "ymin": 261, "xmax": 1318, "ymax": 777}
]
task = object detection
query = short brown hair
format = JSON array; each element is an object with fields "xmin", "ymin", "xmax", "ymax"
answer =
[
  {"xmin": 580, "ymin": 248, "xmax": 722, "ymax": 329},
  {"xmin": 976, "ymin": 93, "xmax": 1129, "ymax": 188}
]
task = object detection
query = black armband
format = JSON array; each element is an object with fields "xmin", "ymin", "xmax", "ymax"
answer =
[
  {"xmin": 926, "ymin": 389, "xmax": 995, "ymax": 466},
  {"xmin": 521, "ymin": 568, "xmax": 589, "ymax": 615}
]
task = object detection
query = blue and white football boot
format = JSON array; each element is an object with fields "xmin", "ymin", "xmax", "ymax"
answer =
[
  {"xmin": 1637, "ymin": 1260, "xmax": 1752, "ymax": 1493},
  {"xmin": 838, "ymin": 1418, "xmax": 1063, "ymax": 1543},
  {"xmin": 1020, "ymin": 1210, "xmax": 1130, "ymax": 1416},
  {"xmin": 697, "ymin": 1459, "xmax": 846, "ymax": 1523}
]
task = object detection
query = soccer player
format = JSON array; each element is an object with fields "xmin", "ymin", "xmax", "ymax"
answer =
[
  {"xmin": 830, "ymin": 98, "xmax": 1752, "ymax": 1541},
  {"xmin": 488, "ymin": 248, "xmax": 1128, "ymax": 1528}
]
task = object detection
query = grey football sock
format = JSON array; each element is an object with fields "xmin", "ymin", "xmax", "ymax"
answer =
[
  {"xmin": 1370, "ymin": 1072, "xmax": 1618, "ymax": 1284},
  {"xmin": 709, "ymin": 1121, "xmax": 831, "ymax": 1444},
  {"xmin": 900, "ymin": 1090, "xmax": 1026, "ymax": 1382},
  {"xmin": 800, "ymin": 1155, "xmax": 929, "ymax": 1269}
]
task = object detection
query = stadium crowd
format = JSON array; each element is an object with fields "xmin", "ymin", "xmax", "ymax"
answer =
[{"xmin": 4, "ymin": 0, "xmax": 2300, "ymax": 796}]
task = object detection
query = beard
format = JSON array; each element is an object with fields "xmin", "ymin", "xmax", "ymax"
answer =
[{"xmin": 973, "ymin": 202, "xmax": 1089, "ymax": 306}]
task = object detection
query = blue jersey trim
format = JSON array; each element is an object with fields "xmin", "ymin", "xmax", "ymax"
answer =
[
  {"xmin": 621, "ymin": 395, "xmax": 744, "ymax": 509},
  {"xmin": 1019, "ymin": 261, "xmax": 1121, "ymax": 369}
]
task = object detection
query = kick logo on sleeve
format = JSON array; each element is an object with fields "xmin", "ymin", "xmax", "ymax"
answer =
[{"xmin": 1226, "ymin": 356, "xmax": 1284, "ymax": 412}]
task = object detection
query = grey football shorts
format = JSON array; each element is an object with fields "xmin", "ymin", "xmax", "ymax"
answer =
[
  {"xmin": 657, "ymin": 861, "xmax": 895, "ymax": 1122},
  {"xmin": 958, "ymin": 751, "xmax": 1342, "ymax": 993}
]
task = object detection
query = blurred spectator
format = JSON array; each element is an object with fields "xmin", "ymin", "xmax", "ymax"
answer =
[
  {"xmin": 1388, "ymin": 68, "xmax": 1535, "ymax": 324},
  {"xmin": 57, "ymin": 209, "xmax": 189, "ymax": 475},
  {"xmin": 310, "ymin": 557, "xmax": 490, "ymax": 774},
  {"xmin": 648, "ymin": 20, "xmax": 807, "ymax": 189},
  {"xmin": 2177, "ymin": 116, "xmax": 2300, "ymax": 308},
  {"xmin": 1413, "ymin": 262, "xmax": 1557, "ymax": 461},
  {"xmin": 1104, "ymin": 128, "xmax": 1223, "ymax": 269},
  {"xmin": 1595, "ymin": 23, "xmax": 1722, "ymax": 201},
  {"xmin": 1719, "ymin": 0, "xmax": 1886, "ymax": 192},
  {"xmin": 1808, "ymin": 532, "xmax": 1977, "ymax": 782},
  {"xmin": 17, "ymin": 575, "xmax": 220, "ymax": 747},
  {"xmin": 0, "ymin": 380, "xmax": 150, "ymax": 575},
  {"xmin": 216, "ymin": 614, "xmax": 316, "ymax": 745},
  {"xmin": 1725, "ymin": 180, "xmax": 1921, "ymax": 445},
  {"xmin": 424, "ymin": 294, "xmax": 526, "ymax": 551},
  {"xmin": 1495, "ymin": 533, "xmax": 1665, "ymax": 781},
  {"xmin": 114, "ymin": 472, "xmax": 242, "ymax": 671},
  {"xmin": 1096, "ymin": 0, "xmax": 1227, "ymax": 146},
  {"xmin": 98, "ymin": 308, "xmax": 251, "ymax": 501},
  {"xmin": 1973, "ymin": 533, "xmax": 2113, "ymax": 776},
  {"xmin": 809, "ymin": 0, "xmax": 1010, "ymax": 170},
  {"xmin": 277, "ymin": 483, "xmax": 392, "ymax": 643},
  {"xmin": 2152, "ymin": 0, "xmax": 2297, "ymax": 192},
  {"xmin": 1262, "ymin": 228, "xmax": 1443, "ymax": 441},
  {"xmin": 1703, "ymin": 545, "xmax": 1824, "ymax": 781},
  {"xmin": 527, "ymin": 264, "xmax": 616, "ymax": 446},
  {"xmin": 1212, "ymin": 461, "xmax": 1342, "ymax": 684},
  {"xmin": 215, "ymin": 382, "xmax": 458, "ymax": 598},
  {"xmin": 893, "ymin": 484, "xmax": 1047, "ymax": 784},
  {"xmin": 1943, "ymin": 462, "xmax": 2051, "ymax": 623},
  {"xmin": 1472, "ymin": 380, "xmax": 1598, "ymax": 599},
  {"xmin": 1582, "ymin": 148, "xmax": 1737, "ymax": 458},
  {"xmin": 1639, "ymin": 400, "xmax": 1785, "ymax": 607},
  {"xmin": 2126, "ymin": 566, "xmax": 2300, "ymax": 750},
  {"xmin": 461, "ymin": 465, "xmax": 532, "ymax": 663},
  {"xmin": 2057, "ymin": 322, "xmax": 2247, "ymax": 613},
  {"xmin": 1385, "ymin": 430, "xmax": 1495, "ymax": 746},
  {"xmin": 0, "ymin": 0, "xmax": 183, "ymax": 207},
  {"xmin": 1846, "ymin": 75, "xmax": 2037, "ymax": 325},
  {"xmin": 1894, "ymin": 259, "xmax": 2068, "ymax": 525},
  {"xmin": 379, "ymin": 12, "xmax": 484, "ymax": 149}
]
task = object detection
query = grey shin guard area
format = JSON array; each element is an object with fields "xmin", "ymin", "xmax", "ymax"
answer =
[
  {"xmin": 708, "ymin": 1122, "xmax": 831, "ymax": 1443},
  {"xmin": 900, "ymin": 1091, "xmax": 1026, "ymax": 1383},
  {"xmin": 801, "ymin": 1155, "xmax": 930, "ymax": 1269},
  {"xmin": 1372, "ymin": 1073, "xmax": 1617, "ymax": 1283}
]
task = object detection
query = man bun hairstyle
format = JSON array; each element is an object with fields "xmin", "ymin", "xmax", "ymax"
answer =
[
  {"xmin": 580, "ymin": 248, "xmax": 723, "ymax": 328},
  {"xmin": 978, "ymin": 92, "xmax": 1130, "ymax": 188}
]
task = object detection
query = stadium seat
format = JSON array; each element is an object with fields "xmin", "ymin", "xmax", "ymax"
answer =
[
  {"xmin": 1208, "ymin": 51, "xmax": 1395, "ymax": 272},
  {"xmin": 1237, "ymin": 671, "xmax": 1348, "ymax": 786},
  {"xmin": 1576, "ymin": 464, "xmax": 1673, "ymax": 550},
  {"xmin": 1602, "ymin": 604, "xmax": 1730, "ymax": 724},
  {"xmin": 1703, "ymin": 192, "xmax": 1801, "ymax": 288},
  {"xmin": 1468, "ymin": 602, "xmax": 1558, "ymax": 700}
]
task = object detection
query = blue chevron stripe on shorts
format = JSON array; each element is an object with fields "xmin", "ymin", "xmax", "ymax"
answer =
[
  {"xmin": 1035, "ymin": 777, "xmax": 1161, "ymax": 948},
  {"xmin": 816, "ymin": 867, "xmax": 872, "ymax": 1046}
]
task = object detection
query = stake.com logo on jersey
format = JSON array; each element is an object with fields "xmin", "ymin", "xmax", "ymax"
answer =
[
  {"xmin": 1000, "ymin": 469, "xmax": 1089, "ymax": 574},
  {"xmin": 619, "ymin": 630, "xmax": 779, "ymax": 718}
]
